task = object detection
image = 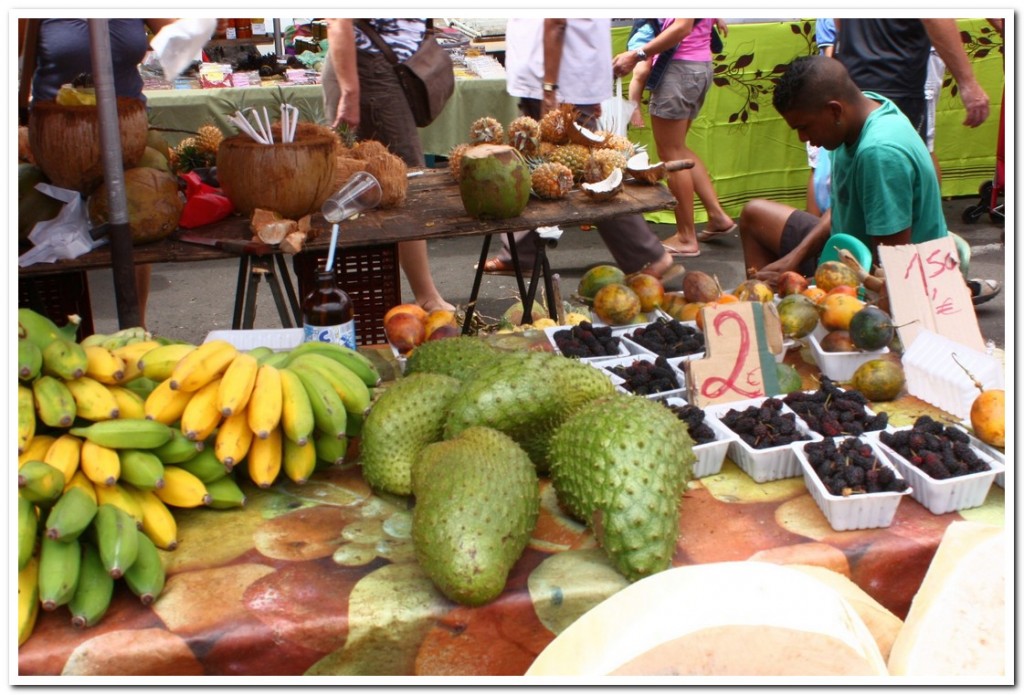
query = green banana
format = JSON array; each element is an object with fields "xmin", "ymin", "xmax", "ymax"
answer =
[
  {"xmin": 18, "ymin": 495, "xmax": 38, "ymax": 571},
  {"xmin": 285, "ymin": 341, "xmax": 381, "ymax": 387},
  {"xmin": 18, "ymin": 338, "xmax": 43, "ymax": 382},
  {"xmin": 117, "ymin": 450, "xmax": 166, "ymax": 491},
  {"xmin": 204, "ymin": 475, "xmax": 247, "ymax": 509},
  {"xmin": 123, "ymin": 532, "xmax": 165, "ymax": 605},
  {"xmin": 18, "ymin": 307, "xmax": 79, "ymax": 351},
  {"xmin": 19, "ymin": 460, "xmax": 66, "ymax": 505},
  {"xmin": 18, "ymin": 383, "xmax": 36, "ymax": 454},
  {"xmin": 32, "ymin": 375, "xmax": 77, "ymax": 428},
  {"xmin": 44, "ymin": 486, "xmax": 98, "ymax": 543},
  {"xmin": 151, "ymin": 427, "xmax": 205, "ymax": 464},
  {"xmin": 346, "ymin": 411, "xmax": 364, "ymax": 438},
  {"xmin": 79, "ymin": 332, "xmax": 112, "ymax": 348},
  {"xmin": 99, "ymin": 326, "xmax": 151, "ymax": 351},
  {"xmin": 38, "ymin": 535, "xmax": 81, "ymax": 611},
  {"xmin": 68, "ymin": 542, "xmax": 114, "ymax": 628},
  {"xmin": 290, "ymin": 364, "xmax": 347, "ymax": 440},
  {"xmin": 314, "ymin": 430, "xmax": 349, "ymax": 467},
  {"xmin": 246, "ymin": 346, "xmax": 275, "ymax": 362},
  {"xmin": 173, "ymin": 446, "xmax": 230, "ymax": 484},
  {"xmin": 259, "ymin": 350, "xmax": 292, "ymax": 368},
  {"xmin": 121, "ymin": 376, "xmax": 159, "ymax": 399},
  {"xmin": 70, "ymin": 419, "xmax": 174, "ymax": 450},
  {"xmin": 289, "ymin": 353, "xmax": 372, "ymax": 416},
  {"xmin": 41, "ymin": 337, "xmax": 89, "ymax": 381},
  {"xmin": 93, "ymin": 503, "xmax": 139, "ymax": 579}
]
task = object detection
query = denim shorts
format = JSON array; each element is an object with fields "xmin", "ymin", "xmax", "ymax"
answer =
[
  {"xmin": 649, "ymin": 60, "xmax": 712, "ymax": 120},
  {"xmin": 780, "ymin": 209, "xmax": 824, "ymax": 278}
]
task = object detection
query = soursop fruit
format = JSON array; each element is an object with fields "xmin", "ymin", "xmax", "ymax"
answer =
[
  {"xmin": 412, "ymin": 426, "xmax": 539, "ymax": 606},
  {"xmin": 403, "ymin": 335, "xmax": 499, "ymax": 381},
  {"xmin": 359, "ymin": 372, "xmax": 462, "ymax": 496},
  {"xmin": 548, "ymin": 393, "xmax": 695, "ymax": 582},
  {"xmin": 444, "ymin": 351, "xmax": 616, "ymax": 472}
]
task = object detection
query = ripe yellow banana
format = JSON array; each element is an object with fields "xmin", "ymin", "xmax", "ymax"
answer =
[
  {"xmin": 247, "ymin": 364, "xmax": 283, "ymax": 439},
  {"xmin": 94, "ymin": 483, "xmax": 145, "ymax": 528},
  {"xmin": 168, "ymin": 339, "xmax": 238, "ymax": 392},
  {"xmin": 180, "ymin": 377, "xmax": 224, "ymax": 442},
  {"xmin": 18, "ymin": 494, "xmax": 38, "ymax": 571},
  {"xmin": 214, "ymin": 408, "xmax": 254, "ymax": 470},
  {"xmin": 65, "ymin": 376, "xmax": 121, "ymax": 421},
  {"xmin": 108, "ymin": 385, "xmax": 147, "ymax": 420},
  {"xmin": 123, "ymin": 485, "xmax": 178, "ymax": 550},
  {"xmin": 156, "ymin": 466, "xmax": 212, "ymax": 508},
  {"xmin": 217, "ymin": 352, "xmax": 259, "ymax": 417},
  {"xmin": 32, "ymin": 375, "xmax": 77, "ymax": 428},
  {"xmin": 279, "ymin": 368, "xmax": 315, "ymax": 446},
  {"xmin": 18, "ymin": 383, "xmax": 35, "ymax": 454},
  {"xmin": 144, "ymin": 377, "xmax": 193, "ymax": 425},
  {"xmin": 247, "ymin": 425, "xmax": 282, "ymax": 488},
  {"xmin": 18, "ymin": 556, "xmax": 39, "ymax": 646},
  {"xmin": 283, "ymin": 436, "xmax": 316, "ymax": 484},
  {"xmin": 138, "ymin": 342, "xmax": 197, "ymax": 382},
  {"xmin": 80, "ymin": 439, "xmax": 121, "ymax": 488},
  {"xmin": 83, "ymin": 345, "xmax": 126, "ymax": 385},
  {"xmin": 111, "ymin": 340, "xmax": 162, "ymax": 382},
  {"xmin": 20, "ymin": 435, "xmax": 56, "ymax": 469},
  {"xmin": 43, "ymin": 433, "xmax": 83, "ymax": 482}
]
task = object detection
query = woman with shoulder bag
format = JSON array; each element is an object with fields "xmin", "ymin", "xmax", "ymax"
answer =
[{"xmin": 323, "ymin": 18, "xmax": 454, "ymax": 313}]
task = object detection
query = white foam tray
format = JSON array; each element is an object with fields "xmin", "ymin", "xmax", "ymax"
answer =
[
  {"xmin": 596, "ymin": 354, "xmax": 687, "ymax": 401},
  {"xmin": 543, "ymin": 324, "xmax": 631, "ymax": 362},
  {"xmin": 794, "ymin": 437, "xmax": 912, "ymax": 531},
  {"xmin": 205, "ymin": 328, "xmax": 302, "ymax": 351},
  {"xmin": 807, "ymin": 324, "xmax": 889, "ymax": 382},
  {"xmin": 703, "ymin": 396, "xmax": 823, "ymax": 483},
  {"xmin": 664, "ymin": 397, "xmax": 738, "ymax": 478},
  {"xmin": 874, "ymin": 427, "xmax": 1004, "ymax": 515},
  {"xmin": 781, "ymin": 388, "xmax": 893, "ymax": 438},
  {"xmin": 901, "ymin": 329, "xmax": 1003, "ymax": 422}
]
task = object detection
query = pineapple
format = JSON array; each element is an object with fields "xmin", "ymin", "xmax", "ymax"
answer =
[
  {"xmin": 547, "ymin": 143, "xmax": 591, "ymax": 183},
  {"xmin": 531, "ymin": 162, "xmax": 574, "ymax": 200},
  {"xmin": 604, "ymin": 133, "xmax": 637, "ymax": 158},
  {"xmin": 195, "ymin": 124, "xmax": 224, "ymax": 154},
  {"xmin": 583, "ymin": 148, "xmax": 628, "ymax": 184},
  {"xmin": 507, "ymin": 116, "xmax": 541, "ymax": 156},
  {"xmin": 170, "ymin": 137, "xmax": 214, "ymax": 173},
  {"xmin": 447, "ymin": 143, "xmax": 470, "ymax": 183},
  {"xmin": 539, "ymin": 108, "xmax": 569, "ymax": 145},
  {"xmin": 468, "ymin": 116, "xmax": 504, "ymax": 145}
]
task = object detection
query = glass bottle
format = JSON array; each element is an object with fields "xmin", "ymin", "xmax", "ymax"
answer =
[
  {"xmin": 302, "ymin": 265, "xmax": 356, "ymax": 349},
  {"xmin": 236, "ymin": 19, "xmax": 253, "ymax": 39}
]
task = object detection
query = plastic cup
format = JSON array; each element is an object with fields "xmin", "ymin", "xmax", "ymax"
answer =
[{"xmin": 321, "ymin": 171, "xmax": 382, "ymax": 223}]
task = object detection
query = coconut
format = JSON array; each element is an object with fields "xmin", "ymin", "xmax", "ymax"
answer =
[
  {"xmin": 332, "ymin": 156, "xmax": 369, "ymax": 192},
  {"xmin": 458, "ymin": 144, "xmax": 531, "ymax": 220},
  {"xmin": 581, "ymin": 167, "xmax": 623, "ymax": 202},
  {"xmin": 28, "ymin": 97, "xmax": 148, "ymax": 194},
  {"xmin": 362, "ymin": 152, "xmax": 408, "ymax": 209},
  {"xmin": 351, "ymin": 140, "xmax": 392, "ymax": 161},
  {"xmin": 567, "ymin": 120, "xmax": 610, "ymax": 148},
  {"xmin": 87, "ymin": 167, "xmax": 184, "ymax": 244},
  {"xmin": 216, "ymin": 122, "xmax": 336, "ymax": 219}
]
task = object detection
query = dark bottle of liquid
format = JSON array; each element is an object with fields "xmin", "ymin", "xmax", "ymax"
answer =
[{"xmin": 302, "ymin": 265, "xmax": 356, "ymax": 349}]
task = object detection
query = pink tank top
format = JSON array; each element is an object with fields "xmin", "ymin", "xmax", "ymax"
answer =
[{"xmin": 662, "ymin": 18, "xmax": 713, "ymax": 62}]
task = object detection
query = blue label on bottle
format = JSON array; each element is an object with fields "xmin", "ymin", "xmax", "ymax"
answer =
[{"xmin": 303, "ymin": 320, "xmax": 356, "ymax": 349}]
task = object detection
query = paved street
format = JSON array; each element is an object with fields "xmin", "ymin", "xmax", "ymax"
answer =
[{"xmin": 86, "ymin": 197, "xmax": 1007, "ymax": 349}]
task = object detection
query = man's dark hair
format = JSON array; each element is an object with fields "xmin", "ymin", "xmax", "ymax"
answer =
[{"xmin": 773, "ymin": 55, "xmax": 859, "ymax": 113}]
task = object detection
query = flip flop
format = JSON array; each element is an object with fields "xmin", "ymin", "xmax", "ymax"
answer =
[
  {"xmin": 696, "ymin": 223, "xmax": 738, "ymax": 242},
  {"xmin": 475, "ymin": 257, "xmax": 517, "ymax": 276},
  {"xmin": 969, "ymin": 278, "xmax": 1001, "ymax": 306},
  {"xmin": 662, "ymin": 243, "xmax": 701, "ymax": 258}
]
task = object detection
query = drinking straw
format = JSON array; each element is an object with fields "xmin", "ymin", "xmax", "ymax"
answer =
[{"xmin": 325, "ymin": 223, "xmax": 340, "ymax": 272}]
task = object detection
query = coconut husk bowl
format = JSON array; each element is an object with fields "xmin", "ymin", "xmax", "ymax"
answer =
[
  {"xmin": 28, "ymin": 97, "xmax": 148, "ymax": 195},
  {"xmin": 217, "ymin": 122, "xmax": 337, "ymax": 219}
]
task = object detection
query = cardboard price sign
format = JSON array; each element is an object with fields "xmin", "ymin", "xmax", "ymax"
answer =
[
  {"xmin": 877, "ymin": 237, "xmax": 984, "ymax": 352},
  {"xmin": 684, "ymin": 302, "xmax": 784, "ymax": 407}
]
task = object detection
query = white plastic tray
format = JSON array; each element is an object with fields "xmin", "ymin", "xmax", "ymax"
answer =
[
  {"xmin": 204, "ymin": 328, "xmax": 302, "ymax": 351},
  {"xmin": 703, "ymin": 397, "xmax": 823, "ymax": 483},
  {"xmin": 807, "ymin": 324, "xmax": 889, "ymax": 382},
  {"xmin": 794, "ymin": 437, "xmax": 911, "ymax": 531},
  {"xmin": 543, "ymin": 324, "xmax": 631, "ymax": 362},
  {"xmin": 663, "ymin": 397, "xmax": 738, "ymax": 478},
  {"xmin": 596, "ymin": 354, "xmax": 687, "ymax": 401}
]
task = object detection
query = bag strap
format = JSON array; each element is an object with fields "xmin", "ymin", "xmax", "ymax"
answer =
[
  {"xmin": 354, "ymin": 19, "xmax": 434, "ymax": 66},
  {"xmin": 19, "ymin": 18, "xmax": 41, "ymax": 124}
]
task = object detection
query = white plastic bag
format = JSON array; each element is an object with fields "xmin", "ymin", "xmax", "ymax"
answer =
[
  {"xmin": 150, "ymin": 18, "xmax": 218, "ymax": 80},
  {"xmin": 18, "ymin": 184, "xmax": 105, "ymax": 267},
  {"xmin": 597, "ymin": 77, "xmax": 637, "ymax": 137}
]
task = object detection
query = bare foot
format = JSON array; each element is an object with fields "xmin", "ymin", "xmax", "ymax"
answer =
[{"xmin": 419, "ymin": 298, "xmax": 456, "ymax": 313}]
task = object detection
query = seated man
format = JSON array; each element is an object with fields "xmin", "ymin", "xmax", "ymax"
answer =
[{"xmin": 738, "ymin": 55, "xmax": 998, "ymax": 305}]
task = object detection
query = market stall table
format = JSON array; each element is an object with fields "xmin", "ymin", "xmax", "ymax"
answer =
[{"xmin": 16, "ymin": 341, "xmax": 1005, "ymax": 677}]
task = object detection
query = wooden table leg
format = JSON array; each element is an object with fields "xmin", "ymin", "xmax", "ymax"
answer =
[
  {"xmin": 274, "ymin": 254, "xmax": 302, "ymax": 325},
  {"xmin": 232, "ymin": 255, "xmax": 250, "ymax": 329},
  {"xmin": 462, "ymin": 234, "xmax": 493, "ymax": 335}
]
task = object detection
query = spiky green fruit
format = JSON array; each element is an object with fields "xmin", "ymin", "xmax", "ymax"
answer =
[
  {"xmin": 403, "ymin": 336, "xmax": 499, "ymax": 381},
  {"xmin": 412, "ymin": 426, "xmax": 539, "ymax": 606},
  {"xmin": 359, "ymin": 372, "xmax": 462, "ymax": 496},
  {"xmin": 443, "ymin": 351, "xmax": 616, "ymax": 472},
  {"xmin": 548, "ymin": 393, "xmax": 695, "ymax": 582}
]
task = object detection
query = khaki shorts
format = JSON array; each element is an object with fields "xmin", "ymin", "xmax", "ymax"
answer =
[{"xmin": 649, "ymin": 60, "xmax": 712, "ymax": 120}]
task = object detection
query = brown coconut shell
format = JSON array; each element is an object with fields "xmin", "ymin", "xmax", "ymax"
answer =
[
  {"xmin": 332, "ymin": 156, "xmax": 369, "ymax": 192},
  {"xmin": 216, "ymin": 122, "xmax": 336, "ymax": 219},
  {"xmin": 362, "ymin": 152, "xmax": 408, "ymax": 209},
  {"xmin": 350, "ymin": 140, "xmax": 392, "ymax": 161},
  {"xmin": 28, "ymin": 97, "xmax": 147, "ymax": 194}
]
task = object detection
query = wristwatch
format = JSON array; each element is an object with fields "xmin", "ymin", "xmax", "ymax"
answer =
[
  {"xmin": 635, "ymin": 47, "xmax": 648, "ymax": 61},
  {"xmin": 542, "ymin": 82, "xmax": 558, "ymax": 93}
]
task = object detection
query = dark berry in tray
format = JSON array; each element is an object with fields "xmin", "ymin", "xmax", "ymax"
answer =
[
  {"xmin": 608, "ymin": 355, "xmax": 681, "ymax": 396},
  {"xmin": 719, "ymin": 397, "xmax": 811, "ymax": 449},
  {"xmin": 626, "ymin": 318, "xmax": 705, "ymax": 358},
  {"xmin": 664, "ymin": 402, "xmax": 717, "ymax": 445},
  {"xmin": 783, "ymin": 376, "xmax": 889, "ymax": 437},
  {"xmin": 802, "ymin": 437, "xmax": 908, "ymax": 496},
  {"xmin": 553, "ymin": 321, "xmax": 621, "ymax": 358},
  {"xmin": 879, "ymin": 415, "xmax": 991, "ymax": 480}
]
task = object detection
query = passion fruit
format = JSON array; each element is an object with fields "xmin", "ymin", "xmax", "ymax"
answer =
[
  {"xmin": 970, "ymin": 389, "xmax": 1005, "ymax": 448},
  {"xmin": 818, "ymin": 293, "xmax": 866, "ymax": 332},
  {"xmin": 814, "ymin": 260, "xmax": 860, "ymax": 293},
  {"xmin": 593, "ymin": 283, "xmax": 642, "ymax": 325},
  {"xmin": 848, "ymin": 305, "xmax": 895, "ymax": 351},
  {"xmin": 778, "ymin": 295, "xmax": 820, "ymax": 339},
  {"xmin": 681, "ymin": 270, "xmax": 722, "ymax": 304},
  {"xmin": 818, "ymin": 330, "xmax": 857, "ymax": 353},
  {"xmin": 849, "ymin": 358, "xmax": 905, "ymax": 402},
  {"xmin": 775, "ymin": 362, "xmax": 803, "ymax": 394},
  {"xmin": 578, "ymin": 264, "xmax": 626, "ymax": 301},
  {"xmin": 626, "ymin": 273, "xmax": 665, "ymax": 313}
]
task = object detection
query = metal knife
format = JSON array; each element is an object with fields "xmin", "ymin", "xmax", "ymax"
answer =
[{"xmin": 177, "ymin": 233, "xmax": 275, "ymax": 256}]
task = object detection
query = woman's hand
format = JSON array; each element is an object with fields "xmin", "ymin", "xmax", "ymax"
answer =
[{"xmin": 612, "ymin": 50, "xmax": 641, "ymax": 77}]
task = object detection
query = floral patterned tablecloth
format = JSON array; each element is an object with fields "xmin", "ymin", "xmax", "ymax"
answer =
[{"xmin": 17, "ymin": 343, "xmax": 1005, "ymax": 678}]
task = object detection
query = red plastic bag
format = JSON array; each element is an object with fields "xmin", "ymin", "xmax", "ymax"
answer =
[{"xmin": 178, "ymin": 171, "xmax": 234, "ymax": 228}]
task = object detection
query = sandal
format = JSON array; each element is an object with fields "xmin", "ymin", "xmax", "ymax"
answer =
[
  {"xmin": 696, "ymin": 223, "xmax": 738, "ymax": 242},
  {"xmin": 476, "ymin": 257, "xmax": 517, "ymax": 276},
  {"xmin": 968, "ymin": 278, "xmax": 1001, "ymax": 306},
  {"xmin": 662, "ymin": 243, "xmax": 701, "ymax": 258}
]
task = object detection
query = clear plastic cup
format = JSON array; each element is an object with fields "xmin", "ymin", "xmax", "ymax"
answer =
[{"xmin": 321, "ymin": 171, "xmax": 382, "ymax": 223}]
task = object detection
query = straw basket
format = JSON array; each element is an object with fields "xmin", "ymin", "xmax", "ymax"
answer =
[
  {"xmin": 28, "ymin": 97, "xmax": 148, "ymax": 195},
  {"xmin": 217, "ymin": 122, "xmax": 337, "ymax": 219}
]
